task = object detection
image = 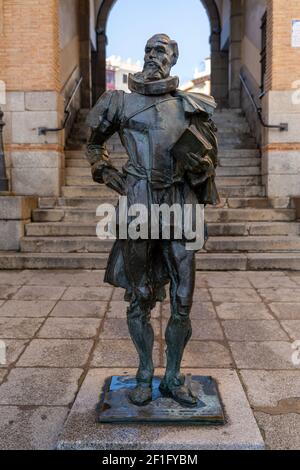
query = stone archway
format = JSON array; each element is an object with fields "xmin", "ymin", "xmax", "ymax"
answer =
[{"xmin": 92, "ymin": 0, "xmax": 229, "ymax": 106}]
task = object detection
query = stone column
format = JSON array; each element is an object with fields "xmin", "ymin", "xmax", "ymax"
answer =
[
  {"xmin": 229, "ymin": 0, "xmax": 243, "ymax": 108},
  {"xmin": 1, "ymin": 0, "xmax": 64, "ymax": 197},
  {"xmin": 211, "ymin": 32, "xmax": 229, "ymax": 108},
  {"xmin": 79, "ymin": 0, "xmax": 92, "ymax": 109},
  {"xmin": 261, "ymin": 0, "xmax": 300, "ymax": 202}
]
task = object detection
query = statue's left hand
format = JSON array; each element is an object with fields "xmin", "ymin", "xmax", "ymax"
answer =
[{"xmin": 184, "ymin": 153, "xmax": 215, "ymax": 176}]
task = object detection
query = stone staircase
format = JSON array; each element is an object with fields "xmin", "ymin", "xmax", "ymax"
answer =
[{"xmin": 1, "ymin": 107, "xmax": 300, "ymax": 270}]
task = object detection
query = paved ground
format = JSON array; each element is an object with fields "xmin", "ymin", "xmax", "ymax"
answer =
[{"xmin": 0, "ymin": 269, "xmax": 300, "ymax": 450}]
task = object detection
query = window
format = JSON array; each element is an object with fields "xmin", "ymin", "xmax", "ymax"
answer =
[
  {"xmin": 260, "ymin": 12, "xmax": 267, "ymax": 97},
  {"xmin": 123, "ymin": 74, "xmax": 128, "ymax": 84}
]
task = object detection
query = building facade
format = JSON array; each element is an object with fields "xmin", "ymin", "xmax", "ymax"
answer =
[
  {"xmin": 180, "ymin": 58, "xmax": 212, "ymax": 95},
  {"xmin": 105, "ymin": 56, "xmax": 141, "ymax": 93}
]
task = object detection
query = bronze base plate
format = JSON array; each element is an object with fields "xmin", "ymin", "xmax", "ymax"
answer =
[{"xmin": 98, "ymin": 376, "xmax": 225, "ymax": 425}]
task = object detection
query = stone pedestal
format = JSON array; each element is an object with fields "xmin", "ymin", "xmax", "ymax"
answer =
[
  {"xmin": 57, "ymin": 368, "xmax": 265, "ymax": 450},
  {"xmin": 0, "ymin": 195, "xmax": 37, "ymax": 250}
]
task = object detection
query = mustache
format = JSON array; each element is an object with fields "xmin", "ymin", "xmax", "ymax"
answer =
[{"xmin": 144, "ymin": 60, "xmax": 164, "ymax": 72}]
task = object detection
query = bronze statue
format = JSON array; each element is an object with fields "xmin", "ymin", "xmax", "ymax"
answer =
[{"xmin": 86, "ymin": 34, "xmax": 219, "ymax": 409}]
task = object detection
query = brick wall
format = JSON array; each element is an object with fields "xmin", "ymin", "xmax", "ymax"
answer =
[
  {"xmin": 266, "ymin": 0, "xmax": 300, "ymax": 91},
  {"xmin": 0, "ymin": 0, "xmax": 60, "ymax": 92}
]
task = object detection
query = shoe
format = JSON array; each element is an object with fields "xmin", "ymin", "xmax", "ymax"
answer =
[
  {"xmin": 128, "ymin": 383, "xmax": 152, "ymax": 406},
  {"xmin": 159, "ymin": 381, "xmax": 198, "ymax": 408}
]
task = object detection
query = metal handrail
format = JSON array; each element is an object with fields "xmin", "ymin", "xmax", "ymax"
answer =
[
  {"xmin": 38, "ymin": 76, "xmax": 83, "ymax": 135},
  {"xmin": 240, "ymin": 73, "xmax": 288, "ymax": 132}
]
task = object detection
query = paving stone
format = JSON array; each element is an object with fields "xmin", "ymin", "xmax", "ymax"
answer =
[
  {"xmin": 62, "ymin": 286, "xmax": 112, "ymax": 301},
  {"xmin": 0, "ymin": 406, "xmax": 69, "ymax": 450},
  {"xmin": 249, "ymin": 276, "xmax": 298, "ymax": 289},
  {"xmin": 269, "ymin": 303, "xmax": 300, "ymax": 320},
  {"xmin": 244, "ymin": 271, "xmax": 287, "ymax": 279},
  {"xmin": 191, "ymin": 319, "xmax": 224, "ymax": 340},
  {"xmin": 91, "ymin": 340, "xmax": 161, "ymax": 368},
  {"xmin": 286, "ymin": 274, "xmax": 300, "ymax": 287},
  {"xmin": 216, "ymin": 303, "xmax": 272, "ymax": 320},
  {"xmin": 255, "ymin": 412, "xmax": 300, "ymax": 450},
  {"xmin": 17, "ymin": 339, "xmax": 93, "ymax": 367},
  {"xmin": 161, "ymin": 318, "xmax": 223, "ymax": 340},
  {"xmin": 0, "ymin": 368, "xmax": 83, "ymax": 406},
  {"xmin": 0, "ymin": 300, "xmax": 56, "ymax": 317},
  {"xmin": 13, "ymin": 286, "xmax": 65, "ymax": 301},
  {"xmin": 57, "ymin": 368, "xmax": 264, "ymax": 450},
  {"xmin": 205, "ymin": 274, "xmax": 252, "ymax": 288},
  {"xmin": 0, "ymin": 340, "xmax": 28, "ymax": 368},
  {"xmin": 50, "ymin": 301, "xmax": 107, "ymax": 318},
  {"xmin": 178, "ymin": 341, "xmax": 233, "ymax": 368},
  {"xmin": 100, "ymin": 318, "xmax": 160, "ymax": 340},
  {"xmin": 107, "ymin": 301, "xmax": 160, "ymax": 319},
  {"xmin": 0, "ymin": 318, "xmax": 43, "ymax": 339},
  {"xmin": 230, "ymin": 341, "xmax": 300, "ymax": 370},
  {"xmin": 112, "ymin": 288, "xmax": 127, "ymax": 300},
  {"xmin": 240, "ymin": 370, "xmax": 300, "ymax": 407},
  {"xmin": 38, "ymin": 318, "xmax": 101, "ymax": 339},
  {"xmin": 191, "ymin": 288, "xmax": 211, "ymax": 302},
  {"xmin": 27, "ymin": 270, "xmax": 105, "ymax": 287},
  {"xmin": 0, "ymin": 285, "xmax": 21, "ymax": 300},
  {"xmin": 210, "ymin": 288, "xmax": 261, "ymax": 303},
  {"xmin": 194, "ymin": 274, "xmax": 207, "ymax": 287},
  {"xmin": 162, "ymin": 302, "xmax": 216, "ymax": 319},
  {"xmin": 0, "ymin": 271, "xmax": 30, "ymax": 285},
  {"xmin": 281, "ymin": 321, "xmax": 300, "ymax": 341},
  {"xmin": 258, "ymin": 289, "xmax": 300, "ymax": 302},
  {"xmin": 222, "ymin": 320, "xmax": 288, "ymax": 341}
]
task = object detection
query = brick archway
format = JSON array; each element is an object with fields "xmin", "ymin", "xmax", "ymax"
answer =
[{"xmin": 92, "ymin": 0, "xmax": 228, "ymax": 106}]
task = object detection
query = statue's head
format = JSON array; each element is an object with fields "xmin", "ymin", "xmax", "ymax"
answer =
[{"xmin": 142, "ymin": 34, "xmax": 179, "ymax": 81}]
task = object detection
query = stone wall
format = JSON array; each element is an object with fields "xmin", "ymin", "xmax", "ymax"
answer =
[
  {"xmin": 2, "ymin": 91, "xmax": 64, "ymax": 196},
  {"xmin": 1, "ymin": 0, "xmax": 64, "ymax": 197},
  {"xmin": 0, "ymin": 0, "xmax": 60, "ymax": 92},
  {"xmin": 262, "ymin": 0, "xmax": 300, "ymax": 199}
]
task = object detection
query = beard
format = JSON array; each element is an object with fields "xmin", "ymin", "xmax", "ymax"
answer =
[{"xmin": 142, "ymin": 61, "xmax": 169, "ymax": 81}]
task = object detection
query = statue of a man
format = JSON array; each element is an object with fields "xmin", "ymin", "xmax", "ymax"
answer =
[{"xmin": 86, "ymin": 34, "xmax": 219, "ymax": 408}]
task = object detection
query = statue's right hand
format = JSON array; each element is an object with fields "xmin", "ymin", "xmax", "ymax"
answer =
[{"xmin": 102, "ymin": 167, "xmax": 126, "ymax": 196}]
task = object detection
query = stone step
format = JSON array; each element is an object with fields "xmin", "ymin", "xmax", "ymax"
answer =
[
  {"xmin": 65, "ymin": 166, "xmax": 261, "ymax": 178},
  {"xmin": 61, "ymin": 186, "xmax": 116, "ymax": 198},
  {"xmin": 31, "ymin": 207, "xmax": 296, "ymax": 224},
  {"xmin": 20, "ymin": 237, "xmax": 113, "ymax": 253},
  {"xmin": 67, "ymin": 142, "xmax": 259, "ymax": 152},
  {"xmin": 2, "ymin": 251, "xmax": 300, "ymax": 270},
  {"xmin": 65, "ymin": 149, "xmax": 261, "ymax": 159},
  {"xmin": 65, "ymin": 157, "xmax": 261, "ymax": 169},
  {"xmin": 56, "ymin": 197, "xmax": 118, "ymax": 208},
  {"xmin": 25, "ymin": 221, "xmax": 300, "ymax": 238},
  {"xmin": 65, "ymin": 175, "xmax": 263, "ymax": 187},
  {"xmin": 20, "ymin": 235, "xmax": 300, "ymax": 254},
  {"xmin": 48, "ymin": 196, "xmax": 271, "ymax": 211},
  {"xmin": 205, "ymin": 236, "xmax": 300, "ymax": 252},
  {"xmin": 218, "ymin": 186, "xmax": 265, "ymax": 197},
  {"xmin": 61, "ymin": 184, "xmax": 266, "ymax": 198}
]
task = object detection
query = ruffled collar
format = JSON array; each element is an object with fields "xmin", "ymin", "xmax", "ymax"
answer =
[{"xmin": 128, "ymin": 73, "xmax": 179, "ymax": 96}]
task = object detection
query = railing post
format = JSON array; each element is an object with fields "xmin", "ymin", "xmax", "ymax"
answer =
[{"xmin": 0, "ymin": 106, "xmax": 9, "ymax": 192}]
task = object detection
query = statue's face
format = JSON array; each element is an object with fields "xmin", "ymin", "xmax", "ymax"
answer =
[{"xmin": 143, "ymin": 38, "xmax": 175, "ymax": 81}]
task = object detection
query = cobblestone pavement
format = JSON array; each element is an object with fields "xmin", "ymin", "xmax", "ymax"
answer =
[{"xmin": 0, "ymin": 269, "xmax": 300, "ymax": 449}]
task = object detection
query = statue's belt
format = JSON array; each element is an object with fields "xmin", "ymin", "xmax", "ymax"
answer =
[{"xmin": 123, "ymin": 162, "xmax": 183, "ymax": 189}]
